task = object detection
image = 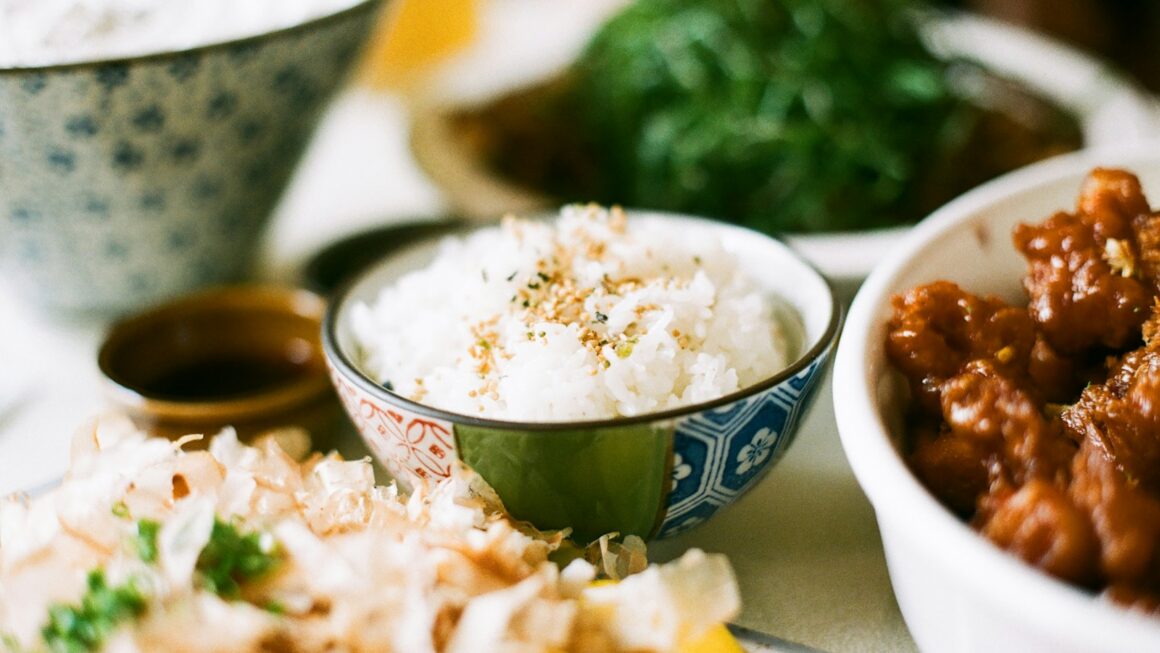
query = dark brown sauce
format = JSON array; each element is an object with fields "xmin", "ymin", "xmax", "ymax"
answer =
[{"xmin": 140, "ymin": 355, "xmax": 315, "ymax": 400}]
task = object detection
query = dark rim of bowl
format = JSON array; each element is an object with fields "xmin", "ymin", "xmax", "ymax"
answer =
[
  {"xmin": 0, "ymin": 0, "xmax": 383, "ymax": 75},
  {"xmin": 322, "ymin": 214, "xmax": 844, "ymax": 432}
]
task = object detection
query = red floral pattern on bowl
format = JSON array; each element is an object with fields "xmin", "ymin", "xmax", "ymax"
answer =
[{"xmin": 328, "ymin": 364, "xmax": 456, "ymax": 488}]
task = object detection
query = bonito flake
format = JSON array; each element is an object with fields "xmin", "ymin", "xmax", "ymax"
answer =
[{"xmin": 0, "ymin": 417, "xmax": 739, "ymax": 652}]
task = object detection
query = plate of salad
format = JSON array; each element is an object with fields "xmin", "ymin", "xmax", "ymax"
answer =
[{"xmin": 406, "ymin": 0, "xmax": 1160, "ymax": 288}]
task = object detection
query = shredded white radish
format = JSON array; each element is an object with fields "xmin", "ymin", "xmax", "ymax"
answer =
[{"xmin": 0, "ymin": 418, "xmax": 739, "ymax": 652}]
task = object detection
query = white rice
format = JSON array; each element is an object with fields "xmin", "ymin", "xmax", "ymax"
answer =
[{"xmin": 350, "ymin": 205, "xmax": 791, "ymax": 421}]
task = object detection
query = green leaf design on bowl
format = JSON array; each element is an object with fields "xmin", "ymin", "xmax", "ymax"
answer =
[{"xmin": 454, "ymin": 423, "xmax": 671, "ymax": 542}]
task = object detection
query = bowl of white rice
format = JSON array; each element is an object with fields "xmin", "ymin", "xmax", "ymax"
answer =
[{"xmin": 323, "ymin": 205, "xmax": 841, "ymax": 540}]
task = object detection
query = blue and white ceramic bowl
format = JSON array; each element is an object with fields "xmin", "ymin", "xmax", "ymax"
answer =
[
  {"xmin": 323, "ymin": 211, "xmax": 841, "ymax": 541},
  {"xmin": 0, "ymin": 0, "xmax": 383, "ymax": 314}
]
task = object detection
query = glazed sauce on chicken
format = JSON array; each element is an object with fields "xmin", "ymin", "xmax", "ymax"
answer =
[{"xmin": 886, "ymin": 168, "xmax": 1160, "ymax": 614}]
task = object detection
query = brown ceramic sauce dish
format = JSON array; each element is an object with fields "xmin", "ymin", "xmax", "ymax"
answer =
[{"xmin": 97, "ymin": 285, "xmax": 343, "ymax": 452}]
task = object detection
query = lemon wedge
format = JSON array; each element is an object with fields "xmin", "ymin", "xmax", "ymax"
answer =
[
  {"xmin": 361, "ymin": 0, "xmax": 478, "ymax": 87},
  {"xmin": 682, "ymin": 624, "xmax": 747, "ymax": 653},
  {"xmin": 583, "ymin": 569, "xmax": 743, "ymax": 652}
]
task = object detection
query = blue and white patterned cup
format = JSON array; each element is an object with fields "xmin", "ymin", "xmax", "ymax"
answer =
[
  {"xmin": 323, "ymin": 212, "xmax": 842, "ymax": 541},
  {"xmin": 0, "ymin": 1, "xmax": 383, "ymax": 314}
]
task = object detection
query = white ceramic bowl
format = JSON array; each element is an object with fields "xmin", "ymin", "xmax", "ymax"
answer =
[
  {"xmin": 833, "ymin": 143, "xmax": 1160, "ymax": 653},
  {"xmin": 408, "ymin": 9, "xmax": 1160, "ymax": 287}
]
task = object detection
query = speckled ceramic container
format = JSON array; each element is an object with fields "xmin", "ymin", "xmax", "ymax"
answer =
[
  {"xmin": 0, "ymin": 1, "xmax": 382, "ymax": 314},
  {"xmin": 323, "ymin": 212, "xmax": 841, "ymax": 541}
]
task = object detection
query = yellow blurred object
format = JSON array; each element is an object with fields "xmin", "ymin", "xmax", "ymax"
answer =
[
  {"xmin": 584, "ymin": 580, "xmax": 744, "ymax": 652},
  {"xmin": 360, "ymin": 0, "xmax": 479, "ymax": 88},
  {"xmin": 682, "ymin": 624, "xmax": 747, "ymax": 653}
]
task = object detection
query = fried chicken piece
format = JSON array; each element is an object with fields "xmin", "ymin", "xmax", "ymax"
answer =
[
  {"xmin": 909, "ymin": 360, "xmax": 1075, "ymax": 518},
  {"xmin": 1104, "ymin": 584, "xmax": 1160, "ymax": 616},
  {"xmin": 1027, "ymin": 334, "xmax": 1090, "ymax": 402},
  {"xmin": 1102, "ymin": 347, "xmax": 1149, "ymax": 397},
  {"xmin": 979, "ymin": 477, "xmax": 1099, "ymax": 587},
  {"xmin": 1077, "ymin": 168, "xmax": 1151, "ymax": 238},
  {"xmin": 1143, "ymin": 299, "xmax": 1160, "ymax": 344},
  {"xmin": 1134, "ymin": 211, "xmax": 1160, "ymax": 290},
  {"xmin": 1064, "ymin": 349, "xmax": 1160, "ymax": 495},
  {"xmin": 1013, "ymin": 169, "xmax": 1155, "ymax": 354},
  {"xmin": 1069, "ymin": 441, "xmax": 1160, "ymax": 586},
  {"xmin": 940, "ymin": 360, "xmax": 1075, "ymax": 486},
  {"xmin": 887, "ymin": 280, "xmax": 1038, "ymax": 414},
  {"xmin": 910, "ymin": 423, "xmax": 992, "ymax": 516}
]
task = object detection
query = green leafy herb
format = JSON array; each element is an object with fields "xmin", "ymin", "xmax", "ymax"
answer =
[
  {"xmin": 40, "ymin": 571, "xmax": 146, "ymax": 653},
  {"xmin": 472, "ymin": 0, "xmax": 1079, "ymax": 234},
  {"xmin": 575, "ymin": 0, "xmax": 971, "ymax": 233},
  {"xmin": 35, "ymin": 517, "xmax": 281, "ymax": 653},
  {"xmin": 110, "ymin": 502, "xmax": 129, "ymax": 519},
  {"xmin": 195, "ymin": 519, "xmax": 280, "ymax": 599},
  {"xmin": 263, "ymin": 600, "xmax": 287, "ymax": 616},
  {"xmin": 135, "ymin": 520, "xmax": 161, "ymax": 564}
]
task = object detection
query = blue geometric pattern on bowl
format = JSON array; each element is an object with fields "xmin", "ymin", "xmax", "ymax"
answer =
[
  {"xmin": 0, "ymin": 2, "xmax": 380, "ymax": 313},
  {"xmin": 658, "ymin": 354, "xmax": 828, "ymax": 538}
]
